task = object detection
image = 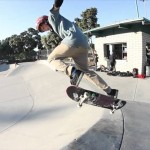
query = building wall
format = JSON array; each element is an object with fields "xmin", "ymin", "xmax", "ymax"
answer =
[{"xmin": 95, "ymin": 31, "xmax": 144, "ymax": 74}]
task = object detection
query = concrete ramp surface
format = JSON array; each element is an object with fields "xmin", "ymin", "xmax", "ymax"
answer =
[
  {"xmin": 0, "ymin": 62, "xmax": 116, "ymax": 150},
  {"xmin": 0, "ymin": 61, "xmax": 150, "ymax": 150}
]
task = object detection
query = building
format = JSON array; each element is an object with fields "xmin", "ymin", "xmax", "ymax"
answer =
[{"xmin": 85, "ymin": 17, "xmax": 150, "ymax": 74}]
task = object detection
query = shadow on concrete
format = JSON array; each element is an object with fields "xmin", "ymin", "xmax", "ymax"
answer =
[
  {"xmin": 62, "ymin": 113, "xmax": 123, "ymax": 150},
  {"xmin": 0, "ymin": 104, "xmax": 73, "ymax": 123},
  {"xmin": 0, "ymin": 64, "xmax": 9, "ymax": 72},
  {"xmin": 0, "ymin": 102, "xmax": 73, "ymax": 133},
  {"xmin": 22, "ymin": 104, "xmax": 74, "ymax": 121},
  {"xmin": 62, "ymin": 101, "xmax": 150, "ymax": 150},
  {"xmin": 121, "ymin": 101, "xmax": 150, "ymax": 150}
]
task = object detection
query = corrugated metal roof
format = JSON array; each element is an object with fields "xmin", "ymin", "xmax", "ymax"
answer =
[{"xmin": 84, "ymin": 17, "xmax": 150, "ymax": 33}]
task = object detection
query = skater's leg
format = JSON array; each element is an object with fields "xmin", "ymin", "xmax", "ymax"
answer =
[
  {"xmin": 72, "ymin": 47, "xmax": 114, "ymax": 94},
  {"xmin": 84, "ymin": 70, "xmax": 111, "ymax": 93},
  {"xmin": 48, "ymin": 58, "xmax": 67, "ymax": 72},
  {"xmin": 47, "ymin": 43, "xmax": 75, "ymax": 74}
]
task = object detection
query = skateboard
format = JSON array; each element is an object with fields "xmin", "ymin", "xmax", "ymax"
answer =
[{"xmin": 66, "ymin": 86, "xmax": 126, "ymax": 114}]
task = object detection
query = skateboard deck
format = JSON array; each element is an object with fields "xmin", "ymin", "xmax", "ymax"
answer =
[{"xmin": 66, "ymin": 86, "xmax": 126, "ymax": 114}]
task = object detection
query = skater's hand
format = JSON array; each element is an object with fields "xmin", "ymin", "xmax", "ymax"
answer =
[{"xmin": 54, "ymin": 0, "xmax": 63, "ymax": 8}]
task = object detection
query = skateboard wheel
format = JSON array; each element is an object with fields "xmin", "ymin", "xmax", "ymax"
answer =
[
  {"xmin": 77, "ymin": 104, "xmax": 82, "ymax": 108},
  {"xmin": 110, "ymin": 110, "xmax": 114, "ymax": 114},
  {"xmin": 110, "ymin": 111, "xmax": 113, "ymax": 115},
  {"xmin": 110, "ymin": 109, "xmax": 115, "ymax": 114},
  {"xmin": 84, "ymin": 92, "xmax": 90, "ymax": 98}
]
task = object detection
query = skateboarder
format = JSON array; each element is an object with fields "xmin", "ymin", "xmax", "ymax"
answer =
[{"xmin": 35, "ymin": 0, "xmax": 117, "ymax": 96}]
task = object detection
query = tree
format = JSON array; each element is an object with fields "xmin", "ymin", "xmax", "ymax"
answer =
[
  {"xmin": 27, "ymin": 28, "xmax": 42, "ymax": 49},
  {"xmin": 75, "ymin": 7, "xmax": 100, "ymax": 31},
  {"xmin": 0, "ymin": 27, "xmax": 41, "ymax": 62},
  {"xmin": 41, "ymin": 32, "xmax": 62, "ymax": 51},
  {"xmin": 20, "ymin": 28, "xmax": 39, "ymax": 52},
  {"xmin": 8, "ymin": 28, "xmax": 40, "ymax": 61},
  {"xmin": 9, "ymin": 34, "xmax": 24, "ymax": 54},
  {"xmin": 0, "ymin": 38, "xmax": 13, "ymax": 60}
]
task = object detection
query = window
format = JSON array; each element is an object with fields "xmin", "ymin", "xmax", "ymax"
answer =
[{"xmin": 104, "ymin": 43, "xmax": 127, "ymax": 60}]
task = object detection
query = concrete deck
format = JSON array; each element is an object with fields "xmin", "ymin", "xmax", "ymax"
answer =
[{"xmin": 0, "ymin": 61, "xmax": 150, "ymax": 150}]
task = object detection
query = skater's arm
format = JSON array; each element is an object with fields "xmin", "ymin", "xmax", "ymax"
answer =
[{"xmin": 50, "ymin": 0, "xmax": 63, "ymax": 20}]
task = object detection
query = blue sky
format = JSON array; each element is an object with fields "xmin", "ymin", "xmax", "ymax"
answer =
[{"xmin": 0, "ymin": 0, "xmax": 150, "ymax": 41}]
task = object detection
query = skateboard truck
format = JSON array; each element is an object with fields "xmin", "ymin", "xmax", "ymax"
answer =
[
  {"xmin": 77, "ymin": 92, "xmax": 90, "ymax": 107},
  {"xmin": 110, "ymin": 100, "xmax": 123, "ymax": 114},
  {"xmin": 110, "ymin": 90, "xmax": 122, "ymax": 114}
]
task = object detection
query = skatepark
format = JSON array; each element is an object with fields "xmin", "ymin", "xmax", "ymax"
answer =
[{"xmin": 0, "ymin": 61, "xmax": 150, "ymax": 150}]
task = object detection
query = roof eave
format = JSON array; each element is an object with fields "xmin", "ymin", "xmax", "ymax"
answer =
[{"xmin": 84, "ymin": 17, "xmax": 150, "ymax": 34}]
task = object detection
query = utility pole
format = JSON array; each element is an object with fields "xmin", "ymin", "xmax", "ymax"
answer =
[{"xmin": 135, "ymin": 0, "xmax": 140, "ymax": 18}]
